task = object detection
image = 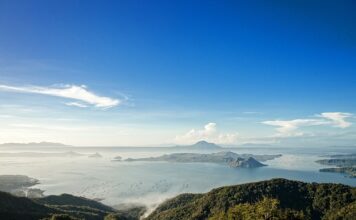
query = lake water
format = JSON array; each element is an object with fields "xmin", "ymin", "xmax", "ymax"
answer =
[{"xmin": 0, "ymin": 146, "xmax": 355, "ymax": 212}]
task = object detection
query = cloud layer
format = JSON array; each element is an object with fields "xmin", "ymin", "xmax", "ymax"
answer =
[
  {"xmin": 175, "ymin": 122, "xmax": 238, "ymax": 144},
  {"xmin": 0, "ymin": 84, "xmax": 120, "ymax": 109},
  {"xmin": 262, "ymin": 112, "xmax": 353, "ymax": 136}
]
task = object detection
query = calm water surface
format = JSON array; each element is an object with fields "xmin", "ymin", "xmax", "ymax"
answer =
[{"xmin": 0, "ymin": 146, "xmax": 355, "ymax": 210}]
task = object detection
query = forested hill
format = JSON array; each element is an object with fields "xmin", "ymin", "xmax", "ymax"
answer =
[
  {"xmin": 146, "ymin": 178, "xmax": 356, "ymax": 220},
  {"xmin": 0, "ymin": 179, "xmax": 355, "ymax": 220}
]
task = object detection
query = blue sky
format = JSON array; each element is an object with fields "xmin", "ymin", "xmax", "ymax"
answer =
[{"xmin": 0, "ymin": 0, "xmax": 355, "ymax": 146}]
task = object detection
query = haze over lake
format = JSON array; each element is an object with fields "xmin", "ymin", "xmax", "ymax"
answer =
[{"xmin": 1, "ymin": 144, "xmax": 354, "ymax": 212}]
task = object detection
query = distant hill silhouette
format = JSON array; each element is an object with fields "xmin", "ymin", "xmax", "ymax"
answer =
[{"xmin": 174, "ymin": 140, "xmax": 222, "ymax": 150}]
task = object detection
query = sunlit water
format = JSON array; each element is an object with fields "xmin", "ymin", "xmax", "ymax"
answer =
[{"xmin": 0, "ymin": 146, "xmax": 355, "ymax": 212}]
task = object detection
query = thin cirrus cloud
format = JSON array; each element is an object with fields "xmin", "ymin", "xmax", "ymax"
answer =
[
  {"xmin": 175, "ymin": 122, "xmax": 239, "ymax": 144},
  {"xmin": 262, "ymin": 112, "xmax": 353, "ymax": 136},
  {"xmin": 65, "ymin": 102, "xmax": 88, "ymax": 108},
  {"xmin": 0, "ymin": 84, "xmax": 120, "ymax": 109}
]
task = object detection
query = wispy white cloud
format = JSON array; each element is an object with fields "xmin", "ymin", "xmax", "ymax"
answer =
[
  {"xmin": 0, "ymin": 84, "xmax": 120, "ymax": 108},
  {"xmin": 318, "ymin": 112, "xmax": 353, "ymax": 128},
  {"xmin": 175, "ymin": 122, "xmax": 239, "ymax": 144},
  {"xmin": 262, "ymin": 112, "xmax": 353, "ymax": 136},
  {"xmin": 65, "ymin": 102, "xmax": 88, "ymax": 108},
  {"xmin": 262, "ymin": 119, "xmax": 327, "ymax": 136}
]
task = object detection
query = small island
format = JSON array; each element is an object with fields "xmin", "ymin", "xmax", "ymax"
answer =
[
  {"xmin": 0, "ymin": 175, "xmax": 44, "ymax": 198},
  {"xmin": 122, "ymin": 151, "xmax": 281, "ymax": 168},
  {"xmin": 316, "ymin": 158, "xmax": 356, "ymax": 167},
  {"xmin": 88, "ymin": 152, "xmax": 103, "ymax": 158},
  {"xmin": 112, "ymin": 156, "xmax": 122, "ymax": 161},
  {"xmin": 320, "ymin": 167, "xmax": 356, "ymax": 178},
  {"xmin": 227, "ymin": 157, "xmax": 266, "ymax": 168},
  {"xmin": 316, "ymin": 153, "xmax": 356, "ymax": 178}
]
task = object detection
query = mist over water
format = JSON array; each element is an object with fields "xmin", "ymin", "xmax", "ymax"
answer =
[{"xmin": 0, "ymin": 145, "xmax": 355, "ymax": 213}]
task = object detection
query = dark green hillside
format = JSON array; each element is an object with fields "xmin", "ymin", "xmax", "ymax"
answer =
[
  {"xmin": 35, "ymin": 194, "xmax": 115, "ymax": 212},
  {"xmin": 1, "ymin": 179, "xmax": 355, "ymax": 220},
  {"xmin": 0, "ymin": 191, "xmax": 144, "ymax": 220},
  {"xmin": 146, "ymin": 179, "xmax": 356, "ymax": 220},
  {"xmin": 0, "ymin": 191, "xmax": 53, "ymax": 219}
]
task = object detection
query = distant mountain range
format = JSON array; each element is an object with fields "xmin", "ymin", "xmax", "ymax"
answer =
[
  {"xmin": 0, "ymin": 151, "xmax": 83, "ymax": 158},
  {"xmin": 0, "ymin": 142, "xmax": 71, "ymax": 147},
  {"xmin": 0, "ymin": 140, "xmax": 273, "ymax": 149},
  {"xmin": 0, "ymin": 140, "xmax": 224, "ymax": 149}
]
